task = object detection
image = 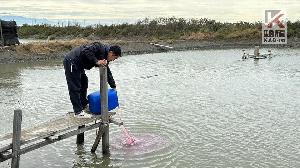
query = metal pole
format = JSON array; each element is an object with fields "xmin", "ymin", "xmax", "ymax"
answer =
[
  {"xmin": 11, "ymin": 110, "xmax": 22, "ymax": 168},
  {"xmin": 99, "ymin": 65, "xmax": 110, "ymax": 155}
]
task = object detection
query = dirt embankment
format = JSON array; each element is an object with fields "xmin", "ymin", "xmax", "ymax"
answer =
[{"xmin": 1, "ymin": 38, "xmax": 299, "ymax": 64}]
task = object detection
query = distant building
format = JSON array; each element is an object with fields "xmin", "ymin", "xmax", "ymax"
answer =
[{"xmin": 0, "ymin": 20, "xmax": 20, "ymax": 46}]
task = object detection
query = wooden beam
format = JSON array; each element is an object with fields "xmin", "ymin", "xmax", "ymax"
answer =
[
  {"xmin": 0, "ymin": 144, "xmax": 12, "ymax": 154},
  {"xmin": 11, "ymin": 110, "xmax": 22, "ymax": 168},
  {"xmin": 0, "ymin": 113, "xmax": 116, "ymax": 154},
  {"xmin": 91, "ymin": 124, "xmax": 105, "ymax": 153},
  {"xmin": 0, "ymin": 121, "xmax": 103, "ymax": 162},
  {"xmin": 22, "ymin": 122, "xmax": 101, "ymax": 154},
  {"xmin": 109, "ymin": 119, "xmax": 123, "ymax": 126},
  {"xmin": 150, "ymin": 43, "xmax": 173, "ymax": 49}
]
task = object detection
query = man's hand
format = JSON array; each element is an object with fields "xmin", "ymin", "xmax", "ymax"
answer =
[{"xmin": 96, "ymin": 59, "xmax": 107, "ymax": 66}]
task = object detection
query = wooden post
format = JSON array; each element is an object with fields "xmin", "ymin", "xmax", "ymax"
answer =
[
  {"xmin": 100, "ymin": 65, "xmax": 110, "ymax": 155},
  {"xmin": 0, "ymin": 20, "xmax": 4, "ymax": 46},
  {"xmin": 102, "ymin": 124, "xmax": 109, "ymax": 155},
  {"xmin": 11, "ymin": 110, "xmax": 22, "ymax": 168},
  {"xmin": 76, "ymin": 125, "xmax": 85, "ymax": 145},
  {"xmin": 100, "ymin": 66, "xmax": 109, "ymax": 122},
  {"xmin": 254, "ymin": 46, "xmax": 259, "ymax": 58}
]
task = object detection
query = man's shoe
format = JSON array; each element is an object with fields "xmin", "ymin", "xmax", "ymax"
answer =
[{"xmin": 74, "ymin": 110, "xmax": 93, "ymax": 118}]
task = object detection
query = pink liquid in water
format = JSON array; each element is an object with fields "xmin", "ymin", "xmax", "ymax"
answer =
[{"xmin": 120, "ymin": 125, "xmax": 137, "ymax": 146}]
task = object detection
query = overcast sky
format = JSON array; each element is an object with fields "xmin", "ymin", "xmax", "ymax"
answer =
[{"xmin": 0, "ymin": 0, "xmax": 299, "ymax": 22}]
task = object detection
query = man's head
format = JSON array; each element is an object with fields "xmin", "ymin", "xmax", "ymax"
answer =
[{"xmin": 107, "ymin": 45, "xmax": 122, "ymax": 61}]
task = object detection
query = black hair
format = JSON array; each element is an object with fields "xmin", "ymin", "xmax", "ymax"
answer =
[{"xmin": 109, "ymin": 45, "xmax": 122, "ymax": 57}]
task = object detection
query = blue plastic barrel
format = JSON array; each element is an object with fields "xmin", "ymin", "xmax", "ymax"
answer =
[{"xmin": 88, "ymin": 89, "xmax": 119, "ymax": 114}]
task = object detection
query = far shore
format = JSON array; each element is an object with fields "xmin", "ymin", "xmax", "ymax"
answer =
[{"xmin": 0, "ymin": 39, "xmax": 299, "ymax": 64}]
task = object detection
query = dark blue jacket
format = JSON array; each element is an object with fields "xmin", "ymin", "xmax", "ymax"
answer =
[{"xmin": 65, "ymin": 42, "xmax": 116, "ymax": 88}]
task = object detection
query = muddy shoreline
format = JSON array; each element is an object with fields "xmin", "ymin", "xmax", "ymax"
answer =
[{"xmin": 0, "ymin": 39, "xmax": 299, "ymax": 64}]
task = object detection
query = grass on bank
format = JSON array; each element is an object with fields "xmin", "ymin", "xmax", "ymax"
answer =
[
  {"xmin": 18, "ymin": 17, "xmax": 300, "ymax": 41},
  {"xmin": 15, "ymin": 39, "xmax": 90, "ymax": 55},
  {"xmin": 14, "ymin": 39, "xmax": 128, "ymax": 55}
]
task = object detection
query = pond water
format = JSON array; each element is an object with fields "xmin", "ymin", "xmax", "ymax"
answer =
[{"xmin": 0, "ymin": 48, "xmax": 299, "ymax": 167}]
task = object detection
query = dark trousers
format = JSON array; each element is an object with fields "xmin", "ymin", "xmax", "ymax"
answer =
[{"xmin": 63, "ymin": 58, "xmax": 88, "ymax": 114}]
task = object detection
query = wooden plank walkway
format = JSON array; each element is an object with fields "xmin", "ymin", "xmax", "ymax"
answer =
[
  {"xmin": 0, "ymin": 112, "xmax": 116, "ymax": 162},
  {"xmin": 0, "ymin": 66, "xmax": 119, "ymax": 168}
]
